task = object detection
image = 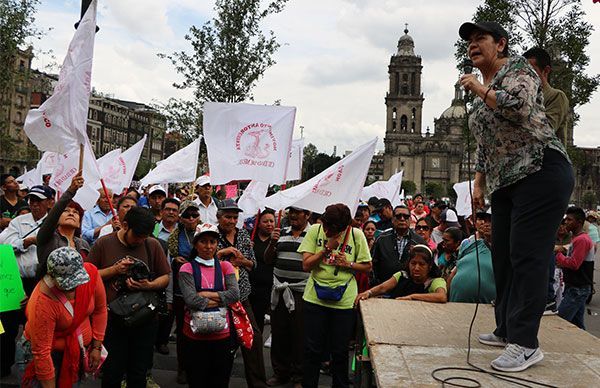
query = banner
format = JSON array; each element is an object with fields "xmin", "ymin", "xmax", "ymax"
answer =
[
  {"xmin": 0, "ymin": 245, "xmax": 26, "ymax": 313},
  {"xmin": 24, "ymin": 0, "xmax": 98, "ymax": 153},
  {"xmin": 140, "ymin": 137, "xmax": 201, "ymax": 186},
  {"xmin": 17, "ymin": 167, "xmax": 41, "ymax": 188},
  {"xmin": 286, "ymin": 139, "xmax": 304, "ymax": 181},
  {"xmin": 453, "ymin": 180, "xmax": 475, "ymax": 217},
  {"xmin": 263, "ymin": 138, "xmax": 377, "ymax": 214},
  {"xmin": 237, "ymin": 181, "xmax": 270, "ymax": 227},
  {"xmin": 95, "ymin": 135, "xmax": 146, "ymax": 193},
  {"xmin": 204, "ymin": 102, "xmax": 296, "ymax": 185},
  {"xmin": 361, "ymin": 171, "xmax": 403, "ymax": 207}
]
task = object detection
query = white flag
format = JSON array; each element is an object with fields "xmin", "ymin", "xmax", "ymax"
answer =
[
  {"xmin": 204, "ymin": 102, "xmax": 296, "ymax": 185},
  {"xmin": 17, "ymin": 168, "xmax": 41, "ymax": 188},
  {"xmin": 264, "ymin": 138, "xmax": 377, "ymax": 214},
  {"xmin": 24, "ymin": 0, "xmax": 97, "ymax": 153},
  {"xmin": 96, "ymin": 135, "xmax": 146, "ymax": 193},
  {"xmin": 453, "ymin": 180, "xmax": 475, "ymax": 217},
  {"xmin": 237, "ymin": 181, "xmax": 270, "ymax": 228},
  {"xmin": 140, "ymin": 137, "xmax": 201, "ymax": 186},
  {"xmin": 286, "ymin": 139, "xmax": 304, "ymax": 181},
  {"xmin": 361, "ymin": 171, "xmax": 403, "ymax": 207}
]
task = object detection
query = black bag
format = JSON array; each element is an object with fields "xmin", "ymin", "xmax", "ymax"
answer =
[{"xmin": 109, "ymin": 291, "xmax": 160, "ymax": 327}]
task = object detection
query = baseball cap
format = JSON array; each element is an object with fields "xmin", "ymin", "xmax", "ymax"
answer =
[
  {"xmin": 148, "ymin": 185, "xmax": 166, "ymax": 196},
  {"xmin": 587, "ymin": 210, "xmax": 598, "ymax": 220},
  {"xmin": 179, "ymin": 199, "xmax": 200, "ymax": 217},
  {"xmin": 26, "ymin": 185, "xmax": 54, "ymax": 200},
  {"xmin": 47, "ymin": 247, "xmax": 90, "ymax": 290},
  {"xmin": 441, "ymin": 209, "xmax": 460, "ymax": 226},
  {"xmin": 219, "ymin": 198, "xmax": 243, "ymax": 213},
  {"xmin": 459, "ymin": 21, "xmax": 509, "ymax": 41},
  {"xmin": 193, "ymin": 223, "xmax": 220, "ymax": 242},
  {"xmin": 19, "ymin": 183, "xmax": 28, "ymax": 191},
  {"xmin": 195, "ymin": 175, "xmax": 211, "ymax": 187}
]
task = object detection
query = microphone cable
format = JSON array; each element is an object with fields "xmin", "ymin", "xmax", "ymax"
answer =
[{"xmin": 429, "ymin": 68, "xmax": 558, "ymax": 388}]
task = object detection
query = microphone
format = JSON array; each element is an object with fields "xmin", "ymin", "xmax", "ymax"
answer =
[{"xmin": 462, "ymin": 58, "xmax": 473, "ymax": 74}]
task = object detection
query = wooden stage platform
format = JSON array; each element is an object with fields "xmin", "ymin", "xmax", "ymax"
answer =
[{"xmin": 357, "ymin": 300, "xmax": 600, "ymax": 387}]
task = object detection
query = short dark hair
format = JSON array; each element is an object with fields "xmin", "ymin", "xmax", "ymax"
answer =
[
  {"xmin": 161, "ymin": 197, "xmax": 180, "ymax": 210},
  {"xmin": 258, "ymin": 208, "xmax": 276, "ymax": 222},
  {"xmin": 443, "ymin": 227, "xmax": 463, "ymax": 243},
  {"xmin": 362, "ymin": 220, "xmax": 377, "ymax": 231},
  {"xmin": 523, "ymin": 47, "xmax": 551, "ymax": 70},
  {"xmin": 566, "ymin": 206, "xmax": 586, "ymax": 224},
  {"xmin": 117, "ymin": 195, "xmax": 138, "ymax": 210},
  {"xmin": 321, "ymin": 203, "xmax": 352, "ymax": 235},
  {"xmin": 123, "ymin": 207, "xmax": 155, "ymax": 236},
  {"xmin": 416, "ymin": 217, "xmax": 431, "ymax": 227},
  {"xmin": 393, "ymin": 205, "xmax": 410, "ymax": 213},
  {"xmin": 1, "ymin": 174, "xmax": 14, "ymax": 185}
]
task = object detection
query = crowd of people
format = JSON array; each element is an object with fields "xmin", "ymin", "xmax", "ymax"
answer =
[{"xmin": 0, "ymin": 168, "xmax": 597, "ymax": 387}]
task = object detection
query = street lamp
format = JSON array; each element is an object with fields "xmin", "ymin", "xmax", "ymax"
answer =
[{"xmin": 74, "ymin": 0, "xmax": 99, "ymax": 31}]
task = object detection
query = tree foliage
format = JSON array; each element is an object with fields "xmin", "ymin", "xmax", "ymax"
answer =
[
  {"xmin": 401, "ymin": 180, "xmax": 417, "ymax": 196},
  {"xmin": 158, "ymin": 0, "xmax": 288, "ymax": 140},
  {"xmin": 455, "ymin": 0, "xmax": 598, "ymax": 124},
  {"xmin": 424, "ymin": 182, "xmax": 445, "ymax": 199},
  {"xmin": 302, "ymin": 143, "xmax": 341, "ymax": 180}
]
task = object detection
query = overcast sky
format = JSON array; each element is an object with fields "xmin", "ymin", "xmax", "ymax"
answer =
[{"xmin": 31, "ymin": 0, "xmax": 600, "ymax": 155}]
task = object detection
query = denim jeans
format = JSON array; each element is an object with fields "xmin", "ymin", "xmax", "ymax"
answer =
[{"xmin": 558, "ymin": 285, "xmax": 591, "ymax": 329}]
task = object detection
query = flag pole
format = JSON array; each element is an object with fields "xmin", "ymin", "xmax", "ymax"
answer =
[
  {"xmin": 100, "ymin": 178, "xmax": 118, "ymax": 220},
  {"xmin": 276, "ymin": 183, "xmax": 287, "ymax": 228},
  {"xmin": 79, "ymin": 143, "xmax": 84, "ymax": 171},
  {"xmin": 250, "ymin": 209, "xmax": 261, "ymax": 241}
]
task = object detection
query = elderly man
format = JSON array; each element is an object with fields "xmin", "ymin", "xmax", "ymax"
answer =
[
  {"xmin": 0, "ymin": 185, "xmax": 54, "ymax": 377},
  {"xmin": 1, "ymin": 174, "xmax": 28, "ymax": 232},
  {"xmin": 81, "ymin": 188, "xmax": 114, "ymax": 244},
  {"xmin": 371, "ymin": 205, "xmax": 426, "ymax": 285},
  {"xmin": 98, "ymin": 196, "xmax": 138, "ymax": 238},
  {"xmin": 193, "ymin": 175, "xmax": 219, "ymax": 224},
  {"xmin": 375, "ymin": 198, "xmax": 394, "ymax": 231}
]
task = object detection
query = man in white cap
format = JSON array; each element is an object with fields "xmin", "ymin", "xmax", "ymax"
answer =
[
  {"xmin": 148, "ymin": 185, "xmax": 167, "ymax": 222},
  {"xmin": 431, "ymin": 208, "xmax": 461, "ymax": 244},
  {"xmin": 193, "ymin": 175, "xmax": 218, "ymax": 225}
]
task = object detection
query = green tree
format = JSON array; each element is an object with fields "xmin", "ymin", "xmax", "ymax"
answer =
[
  {"xmin": 581, "ymin": 191, "xmax": 597, "ymax": 210},
  {"xmin": 401, "ymin": 180, "xmax": 417, "ymax": 196},
  {"xmin": 158, "ymin": 0, "xmax": 288, "ymax": 140},
  {"xmin": 455, "ymin": 0, "xmax": 598, "ymax": 124},
  {"xmin": 424, "ymin": 182, "xmax": 445, "ymax": 199},
  {"xmin": 302, "ymin": 143, "xmax": 318, "ymax": 179}
]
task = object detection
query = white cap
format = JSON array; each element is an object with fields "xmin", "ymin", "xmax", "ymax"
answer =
[
  {"xmin": 195, "ymin": 175, "xmax": 211, "ymax": 187},
  {"xmin": 443, "ymin": 209, "xmax": 459, "ymax": 223},
  {"xmin": 193, "ymin": 223, "xmax": 220, "ymax": 241},
  {"xmin": 19, "ymin": 183, "xmax": 28, "ymax": 191},
  {"xmin": 148, "ymin": 185, "xmax": 166, "ymax": 196}
]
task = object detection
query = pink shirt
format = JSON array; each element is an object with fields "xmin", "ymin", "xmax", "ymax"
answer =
[{"xmin": 180, "ymin": 260, "xmax": 235, "ymax": 341}]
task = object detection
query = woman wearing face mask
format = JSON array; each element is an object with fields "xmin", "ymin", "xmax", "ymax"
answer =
[
  {"xmin": 179, "ymin": 224, "xmax": 240, "ymax": 388},
  {"xmin": 21, "ymin": 247, "xmax": 107, "ymax": 387},
  {"xmin": 355, "ymin": 245, "xmax": 447, "ymax": 304},
  {"xmin": 167, "ymin": 199, "xmax": 201, "ymax": 384},
  {"xmin": 36, "ymin": 171, "xmax": 90, "ymax": 280},
  {"xmin": 299, "ymin": 203, "xmax": 372, "ymax": 388}
]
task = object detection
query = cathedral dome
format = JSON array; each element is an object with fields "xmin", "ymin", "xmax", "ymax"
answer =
[
  {"xmin": 440, "ymin": 104, "xmax": 466, "ymax": 119},
  {"xmin": 397, "ymin": 25, "xmax": 415, "ymax": 56}
]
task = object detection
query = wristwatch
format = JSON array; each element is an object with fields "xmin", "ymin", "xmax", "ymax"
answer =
[{"xmin": 350, "ymin": 262, "xmax": 354, "ymax": 269}]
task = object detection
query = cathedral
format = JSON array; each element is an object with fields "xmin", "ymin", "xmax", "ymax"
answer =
[{"xmin": 382, "ymin": 27, "xmax": 469, "ymax": 194}]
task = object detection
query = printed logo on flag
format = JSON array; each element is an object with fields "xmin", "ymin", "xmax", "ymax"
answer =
[
  {"xmin": 311, "ymin": 165, "xmax": 344, "ymax": 197},
  {"xmin": 103, "ymin": 156, "xmax": 127, "ymax": 186},
  {"xmin": 236, "ymin": 123, "xmax": 278, "ymax": 167}
]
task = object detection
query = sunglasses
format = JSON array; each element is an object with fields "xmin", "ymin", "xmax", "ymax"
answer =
[
  {"xmin": 415, "ymin": 225, "xmax": 430, "ymax": 231},
  {"xmin": 182, "ymin": 212, "xmax": 200, "ymax": 219},
  {"xmin": 394, "ymin": 213, "xmax": 411, "ymax": 220}
]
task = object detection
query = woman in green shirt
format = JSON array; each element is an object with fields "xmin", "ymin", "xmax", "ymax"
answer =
[
  {"xmin": 355, "ymin": 245, "xmax": 447, "ymax": 304},
  {"xmin": 298, "ymin": 203, "xmax": 372, "ymax": 388}
]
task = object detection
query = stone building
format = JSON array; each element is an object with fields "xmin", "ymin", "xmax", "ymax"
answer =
[{"xmin": 382, "ymin": 28, "xmax": 466, "ymax": 194}]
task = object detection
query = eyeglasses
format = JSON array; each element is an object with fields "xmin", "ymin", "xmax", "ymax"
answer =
[
  {"xmin": 182, "ymin": 213, "xmax": 200, "ymax": 219},
  {"xmin": 415, "ymin": 225, "xmax": 430, "ymax": 231},
  {"xmin": 394, "ymin": 213, "xmax": 411, "ymax": 220}
]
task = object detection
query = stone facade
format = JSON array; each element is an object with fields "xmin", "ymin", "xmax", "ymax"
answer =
[{"xmin": 382, "ymin": 29, "xmax": 466, "ymax": 194}]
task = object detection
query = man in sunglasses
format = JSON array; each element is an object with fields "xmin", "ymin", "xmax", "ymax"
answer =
[{"xmin": 371, "ymin": 205, "xmax": 426, "ymax": 285}]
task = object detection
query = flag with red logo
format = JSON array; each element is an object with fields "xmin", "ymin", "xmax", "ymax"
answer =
[
  {"xmin": 24, "ymin": 0, "xmax": 98, "ymax": 153},
  {"xmin": 263, "ymin": 138, "xmax": 377, "ymax": 214},
  {"xmin": 203, "ymin": 102, "xmax": 296, "ymax": 185}
]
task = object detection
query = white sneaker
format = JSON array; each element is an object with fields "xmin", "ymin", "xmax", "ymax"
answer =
[
  {"xmin": 478, "ymin": 333, "xmax": 507, "ymax": 347},
  {"xmin": 264, "ymin": 314, "xmax": 271, "ymax": 325},
  {"xmin": 264, "ymin": 334, "xmax": 272, "ymax": 348},
  {"xmin": 490, "ymin": 343, "xmax": 544, "ymax": 372}
]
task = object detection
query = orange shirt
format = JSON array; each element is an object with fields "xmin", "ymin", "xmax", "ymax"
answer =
[{"xmin": 23, "ymin": 271, "xmax": 107, "ymax": 381}]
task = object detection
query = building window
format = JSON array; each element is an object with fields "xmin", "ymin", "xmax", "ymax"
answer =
[
  {"xmin": 16, "ymin": 111, "xmax": 22, "ymax": 123},
  {"xmin": 401, "ymin": 85, "xmax": 408, "ymax": 95},
  {"xmin": 395, "ymin": 72, "xmax": 400, "ymax": 94},
  {"xmin": 17, "ymin": 95, "xmax": 23, "ymax": 106},
  {"xmin": 392, "ymin": 108, "xmax": 397, "ymax": 120},
  {"xmin": 412, "ymin": 107, "xmax": 416, "ymax": 120},
  {"xmin": 411, "ymin": 121, "xmax": 415, "ymax": 132},
  {"xmin": 400, "ymin": 161, "xmax": 405, "ymax": 167},
  {"xmin": 400, "ymin": 115, "xmax": 407, "ymax": 131},
  {"xmin": 392, "ymin": 121, "xmax": 397, "ymax": 130},
  {"xmin": 411, "ymin": 73, "xmax": 416, "ymax": 95}
]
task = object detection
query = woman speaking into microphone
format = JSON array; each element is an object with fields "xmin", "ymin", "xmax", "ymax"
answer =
[{"xmin": 458, "ymin": 21, "xmax": 574, "ymax": 373}]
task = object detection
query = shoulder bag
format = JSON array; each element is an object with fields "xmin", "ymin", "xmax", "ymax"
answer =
[{"xmin": 188, "ymin": 258, "xmax": 229, "ymax": 334}]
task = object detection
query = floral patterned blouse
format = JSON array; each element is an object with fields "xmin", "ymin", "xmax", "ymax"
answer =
[
  {"xmin": 217, "ymin": 227, "xmax": 256, "ymax": 302},
  {"xmin": 469, "ymin": 55, "xmax": 570, "ymax": 194}
]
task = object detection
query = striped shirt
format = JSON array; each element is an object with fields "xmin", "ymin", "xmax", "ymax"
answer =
[{"xmin": 274, "ymin": 225, "xmax": 311, "ymax": 284}]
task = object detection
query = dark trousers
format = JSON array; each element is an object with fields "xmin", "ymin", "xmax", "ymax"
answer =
[
  {"xmin": 547, "ymin": 253, "xmax": 557, "ymax": 304},
  {"xmin": 249, "ymin": 284, "xmax": 271, "ymax": 333},
  {"xmin": 183, "ymin": 337, "xmax": 234, "ymax": 388},
  {"xmin": 558, "ymin": 285, "xmax": 592, "ymax": 329},
  {"xmin": 0, "ymin": 277, "xmax": 36, "ymax": 376},
  {"xmin": 491, "ymin": 149, "xmax": 573, "ymax": 349},
  {"xmin": 173, "ymin": 295, "xmax": 186, "ymax": 371},
  {"xmin": 271, "ymin": 290, "xmax": 304, "ymax": 382},
  {"xmin": 156, "ymin": 308, "xmax": 175, "ymax": 346},
  {"xmin": 240, "ymin": 298, "xmax": 267, "ymax": 388},
  {"xmin": 101, "ymin": 313, "xmax": 158, "ymax": 388},
  {"xmin": 303, "ymin": 301, "xmax": 355, "ymax": 388}
]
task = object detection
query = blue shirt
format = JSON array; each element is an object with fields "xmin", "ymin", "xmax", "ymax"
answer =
[{"xmin": 81, "ymin": 205, "xmax": 113, "ymax": 244}]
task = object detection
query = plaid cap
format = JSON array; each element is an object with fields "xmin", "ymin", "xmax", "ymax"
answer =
[
  {"xmin": 47, "ymin": 247, "xmax": 89, "ymax": 290},
  {"xmin": 179, "ymin": 199, "xmax": 200, "ymax": 217}
]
